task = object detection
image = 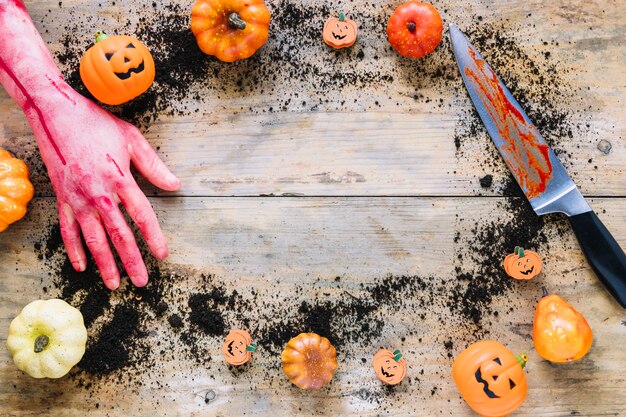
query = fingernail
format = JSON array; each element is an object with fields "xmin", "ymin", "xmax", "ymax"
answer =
[
  {"xmin": 105, "ymin": 279, "xmax": 119, "ymax": 291},
  {"xmin": 132, "ymin": 276, "xmax": 149, "ymax": 288},
  {"xmin": 155, "ymin": 245, "xmax": 169, "ymax": 259},
  {"xmin": 72, "ymin": 259, "xmax": 86, "ymax": 272}
]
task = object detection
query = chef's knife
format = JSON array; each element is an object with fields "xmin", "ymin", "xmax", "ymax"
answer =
[{"xmin": 450, "ymin": 23, "xmax": 626, "ymax": 308}]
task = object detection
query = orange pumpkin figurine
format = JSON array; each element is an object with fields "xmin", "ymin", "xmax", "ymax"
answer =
[
  {"xmin": 80, "ymin": 32, "xmax": 155, "ymax": 105},
  {"xmin": 222, "ymin": 329, "xmax": 256, "ymax": 366},
  {"xmin": 533, "ymin": 288, "xmax": 592, "ymax": 363},
  {"xmin": 452, "ymin": 340, "xmax": 528, "ymax": 417},
  {"xmin": 0, "ymin": 149, "xmax": 34, "ymax": 232},
  {"xmin": 323, "ymin": 12, "xmax": 358, "ymax": 49},
  {"xmin": 282, "ymin": 332, "xmax": 338, "ymax": 390},
  {"xmin": 503, "ymin": 247, "xmax": 542, "ymax": 280},
  {"xmin": 191, "ymin": 0, "xmax": 271, "ymax": 62},
  {"xmin": 373, "ymin": 349, "xmax": 407, "ymax": 385}
]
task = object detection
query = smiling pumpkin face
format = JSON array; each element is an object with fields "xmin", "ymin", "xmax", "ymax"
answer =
[
  {"xmin": 503, "ymin": 247, "xmax": 542, "ymax": 280},
  {"xmin": 373, "ymin": 349, "xmax": 407, "ymax": 385},
  {"xmin": 453, "ymin": 341, "xmax": 528, "ymax": 417},
  {"xmin": 222, "ymin": 329, "xmax": 256, "ymax": 366},
  {"xmin": 323, "ymin": 13, "xmax": 358, "ymax": 49},
  {"xmin": 80, "ymin": 32, "xmax": 155, "ymax": 105}
]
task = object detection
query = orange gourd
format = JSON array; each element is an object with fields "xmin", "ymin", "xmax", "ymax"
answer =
[
  {"xmin": 452, "ymin": 340, "xmax": 528, "ymax": 417},
  {"xmin": 0, "ymin": 149, "xmax": 34, "ymax": 232},
  {"xmin": 191, "ymin": 0, "xmax": 271, "ymax": 63},
  {"xmin": 80, "ymin": 32, "xmax": 155, "ymax": 105},
  {"xmin": 323, "ymin": 13, "xmax": 358, "ymax": 49},
  {"xmin": 533, "ymin": 288, "xmax": 592, "ymax": 363},
  {"xmin": 386, "ymin": 1, "xmax": 442, "ymax": 59},
  {"xmin": 373, "ymin": 349, "xmax": 407, "ymax": 385},
  {"xmin": 503, "ymin": 247, "xmax": 542, "ymax": 280},
  {"xmin": 222, "ymin": 329, "xmax": 256, "ymax": 365},
  {"xmin": 281, "ymin": 332, "xmax": 338, "ymax": 390}
]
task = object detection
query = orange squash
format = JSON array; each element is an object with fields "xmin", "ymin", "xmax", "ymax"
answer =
[
  {"xmin": 191, "ymin": 0, "xmax": 271, "ymax": 62},
  {"xmin": 0, "ymin": 149, "xmax": 34, "ymax": 232},
  {"xmin": 80, "ymin": 32, "xmax": 155, "ymax": 105},
  {"xmin": 503, "ymin": 247, "xmax": 542, "ymax": 280},
  {"xmin": 373, "ymin": 349, "xmax": 407, "ymax": 385},
  {"xmin": 533, "ymin": 288, "xmax": 592, "ymax": 362},
  {"xmin": 323, "ymin": 12, "xmax": 358, "ymax": 49},
  {"xmin": 281, "ymin": 332, "xmax": 338, "ymax": 390},
  {"xmin": 222, "ymin": 329, "xmax": 256, "ymax": 366},
  {"xmin": 452, "ymin": 340, "xmax": 528, "ymax": 417}
]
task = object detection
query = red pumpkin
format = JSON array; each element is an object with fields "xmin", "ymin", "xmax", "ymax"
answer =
[
  {"xmin": 386, "ymin": 1, "xmax": 442, "ymax": 59},
  {"xmin": 453, "ymin": 340, "xmax": 528, "ymax": 417}
]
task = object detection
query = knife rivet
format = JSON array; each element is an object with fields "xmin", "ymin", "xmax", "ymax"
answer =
[{"xmin": 407, "ymin": 21, "xmax": 416, "ymax": 33}]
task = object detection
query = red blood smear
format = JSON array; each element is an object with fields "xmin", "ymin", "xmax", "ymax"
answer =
[{"xmin": 464, "ymin": 47, "xmax": 551, "ymax": 199}]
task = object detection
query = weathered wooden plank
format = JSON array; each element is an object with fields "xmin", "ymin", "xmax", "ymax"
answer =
[
  {"xmin": 0, "ymin": 0, "xmax": 623, "ymax": 197},
  {"xmin": 1, "ymin": 197, "xmax": 625, "ymax": 416}
]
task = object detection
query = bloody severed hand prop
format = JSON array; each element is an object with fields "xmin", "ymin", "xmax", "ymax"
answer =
[{"xmin": 0, "ymin": 1, "xmax": 180, "ymax": 289}]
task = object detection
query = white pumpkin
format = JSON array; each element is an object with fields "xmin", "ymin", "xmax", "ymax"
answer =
[{"xmin": 6, "ymin": 299, "xmax": 87, "ymax": 378}]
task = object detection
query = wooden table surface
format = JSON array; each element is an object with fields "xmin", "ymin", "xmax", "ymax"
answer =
[{"xmin": 1, "ymin": 0, "xmax": 626, "ymax": 416}]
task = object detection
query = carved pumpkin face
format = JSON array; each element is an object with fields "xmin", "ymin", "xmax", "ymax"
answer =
[
  {"xmin": 323, "ymin": 13, "xmax": 358, "ymax": 49},
  {"xmin": 222, "ymin": 329, "xmax": 256, "ymax": 366},
  {"xmin": 80, "ymin": 32, "xmax": 155, "ymax": 105},
  {"xmin": 373, "ymin": 349, "xmax": 407, "ymax": 385},
  {"xmin": 503, "ymin": 247, "xmax": 542, "ymax": 280},
  {"xmin": 452, "ymin": 340, "xmax": 528, "ymax": 417},
  {"xmin": 282, "ymin": 333, "xmax": 338, "ymax": 390},
  {"xmin": 533, "ymin": 291, "xmax": 592, "ymax": 363}
]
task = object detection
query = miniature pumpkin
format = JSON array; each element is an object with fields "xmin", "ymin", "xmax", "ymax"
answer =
[
  {"xmin": 323, "ymin": 12, "xmax": 358, "ymax": 49},
  {"xmin": 80, "ymin": 32, "xmax": 155, "ymax": 106},
  {"xmin": 503, "ymin": 247, "xmax": 542, "ymax": 280},
  {"xmin": 533, "ymin": 288, "xmax": 592, "ymax": 363},
  {"xmin": 373, "ymin": 349, "xmax": 407, "ymax": 385},
  {"xmin": 282, "ymin": 332, "xmax": 338, "ymax": 390},
  {"xmin": 0, "ymin": 149, "xmax": 34, "ymax": 233},
  {"xmin": 6, "ymin": 299, "xmax": 88, "ymax": 379},
  {"xmin": 386, "ymin": 1, "xmax": 442, "ymax": 59},
  {"xmin": 191, "ymin": 0, "xmax": 271, "ymax": 62},
  {"xmin": 222, "ymin": 329, "xmax": 256, "ymax": 366},
  {"xmin": 452, "ymin": 340, "xmax": 528, "ymax": 417}
]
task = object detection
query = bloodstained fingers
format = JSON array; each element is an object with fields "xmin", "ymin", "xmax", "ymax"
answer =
[
  {"xmin": 127, "ymin": 127, "xmax": 180, "ymax": 191},
  {"xmin": 97, "ymin": 200, "xmax": 149, "ymax": 288},
  {"xmin": 118, "ymin": 184, "xmax": 168, "ymax": 259},
  {"xmin": 74, "ymin": 210, "xmax": 121, "ymax": 290},
  {"xmin": 57, "ymin": 200, "xmax": 86, "ymax": 272}
]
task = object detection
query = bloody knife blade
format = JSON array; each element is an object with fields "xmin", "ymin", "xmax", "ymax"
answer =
[{"xmin": 450, "ymin": 23, "xmax": 626, "ymax": 308}]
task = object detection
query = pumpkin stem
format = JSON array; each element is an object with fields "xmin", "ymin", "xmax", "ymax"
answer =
[
  {"xmin": 227, "ymin": 12, "xmax": 247, "ymax": 30},
  {"xmin": 34, "ymin": 335, "xmax": 49, "ymax": 353},
  {"xmin": 393, "ymin": 349, "xmax": 403, "ymax": 362},
  {"xmin": 541, "ymin": 286, "xmax": 549, "ymax": 297},
  {"xmin": 515, "ymin": 353, "xmax": 528, "ymax": 368},
  {"xmin": 407, "ymin": 21, "xmax": 417, "ymax": 33},
  {"xmin": 339, "ymin": 12, "xmax": 345, "ymax": 22},
  {"xmin": 95, "ymin": 31, "xmax": 109, "ymax": 43},
  {"xmin": 246, "ymin": 343, "xmax": 257, "ymax": 352},
  {"xmin": 518, "ymin": 247, "xmax": 525, "ymax": 258}
]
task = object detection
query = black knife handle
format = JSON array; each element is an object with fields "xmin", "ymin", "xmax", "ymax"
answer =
[{"xmin": 569, "ymin": 211, "xmax": 626, "ymax": 308}]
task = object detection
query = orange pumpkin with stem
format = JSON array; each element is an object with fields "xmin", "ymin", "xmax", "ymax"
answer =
[
  {"xmin": 503, "ymin": 247, "xmax": 542, "ymax": 280},
  {"xmin": 453, "ymin": 340, "xmax": 528, "ymax": 417},
  {"xmin": 222, "ymin": 329, "xmax": 256, "ymax": 366},
  {"xmin": 323, "ymin": 12, "xmax": 358, "ymax": 49},
  {"xmin": 373, "ymin": 349, "xmax": 407, "ymax": 385},
  {"xmin": 80, "ymin": 32, "xmax": 155, "ymax": 105},
  {"xmin": 533, "ymin": 288, "xmax": 592, "ymax": 363},
  {"xmin": 191, "ymin": 0, "xmax": 271, "ymax": 62},
  {"xmin": 0, "ymin": 149, "xmax": 34, "ymax": 232},
  {"xmin": 282, "ymin": 332, "xmax": 338, "ymax": 390}
]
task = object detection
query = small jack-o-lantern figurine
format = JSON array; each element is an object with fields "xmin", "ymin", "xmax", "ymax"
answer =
[
  {"xmin": 0, "ymin": 149, "xmax": 34, "ymax": 233},
  {"xmin": 323, "ymin": 12, "xmax": 358, "ymax": 49},
  {"xmin": 503, "ymin": 247, "xmax": 542, "ymax": 280},
  {"xmin": 222, "ymin": 329, "xmax": 256, "ymax": 366},
  {"xmin": 453, "ymin": 340, "xmax": 528, "ymax": 417},
  {"xmin": 282, "ymin": 332, "xmax": 338, "ymax": 390},
  {"xmin": 373, "ymin": 349, "xmax": 407, "ymax": 385},
  {"xmin": 80, "ymin": 32, "xmax": 155, "ymax": 106},
  {"xmin": 533, "ymin": 288, "xmax": 592, "ymax": 363}
]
